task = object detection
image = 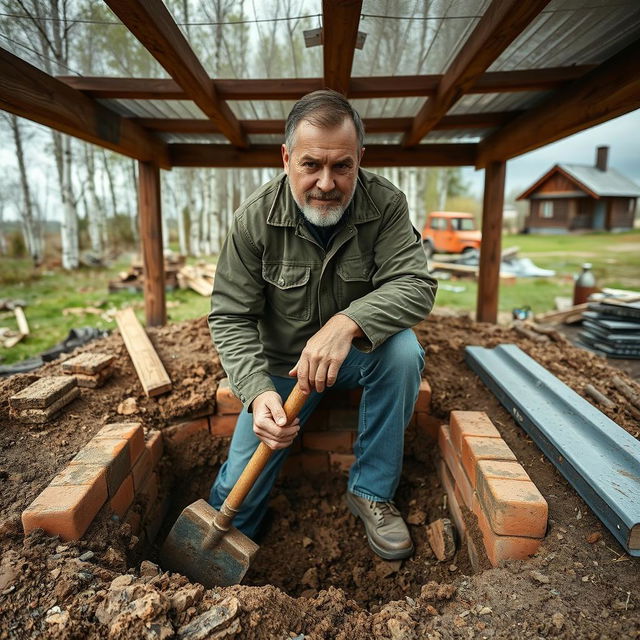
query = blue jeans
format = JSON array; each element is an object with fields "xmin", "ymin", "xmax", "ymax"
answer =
[{"xmin": 208, "ymin": 329, "xmax": 425, "ymax": 539}]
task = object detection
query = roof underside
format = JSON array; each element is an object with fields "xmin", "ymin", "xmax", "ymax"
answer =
[{"xmin": 1, "ymin": 0, "xmax": 639, "ymax": 168}]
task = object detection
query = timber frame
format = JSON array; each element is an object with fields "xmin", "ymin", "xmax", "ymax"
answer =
[{"xmin": 1, "ymin": 0, "xmax": 639, "ymax": 325}]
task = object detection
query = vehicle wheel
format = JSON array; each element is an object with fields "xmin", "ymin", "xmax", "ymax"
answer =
[
  {"xmin": 462, "ymin": 246, "xmax": 476, "ymax": 255},
  {"xmin": 423, "ymin": 241, "xmax": 434, "ymax": 258}
]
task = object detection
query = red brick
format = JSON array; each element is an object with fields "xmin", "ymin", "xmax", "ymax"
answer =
[
  {"xmin": 302, "ymin": 430, "xmax": 353, "ymax": 453},
  {"xmin": 94, "ymin": 422, "xmax": 145, "ymax": 465},
  {"xmin": 438, "ymin": 425, "xmax": 474, "ymax": 508},
  {"xmin": 450, "ymin": 411, "xmax": 501, "ymax": 452},
  {"xmin": 145, "ymin": 430, "xmax": 163, "ymax": 467},
  {"xmin": 304, "ymin": 410, "xmax": 329, "ymax": 431},
  {"xmin": 215, "ymin": 378, "xmax": 243, "ymax": 415},
  {"xmin": 476, "ymin": 460, "xmax": 531, "ymax": 484},
  {"xmin": 329, "ymin": 452, "xmax": 355, "ymax": 473},
  {"xmin": 50, "ymin": 464, "xmax": 108, "ymax": 497},
  {"xmin": 327, "ymin": 409, "xmax": 358, "ymax": 430},
  {"xmin": 416, "ymin": 413, "xmax": 441, "ymax": 441},
  {"xmin": 472, "ymin": 498, "xmax": 542, "ymax": 567},
  {"xmin": 164, "ymin": 418, "xmax": 209, "ymax": 445},
  {"xmin": 22, "ymin": 483, "xmax": 107, "ymax": 541},
  {"xmin": 461, "ymin": 436, "xmax": 517, "ymax": 486},
  {"xmin": 69, "ymin": 438, "xmax": 130, "ymax": 497},
  {"xmin": 414, "ymin": 379, "xmax": 432, "ymax": 413},
  {"xmin": 131, "ymin": 448, "xmax": 153, "ymax": 492},
  {"xmin": 138, "ymin": 472, "xmax": 158, "ymax": 516},
  {"xmin": 438, "ymin": 459, "xmax": 466, "ymax": 541},
  {"xmin": 210, "ymin": 414, "xmax": 237, "ymax": 437},
  {"xmin": 476, "ymin": 475, "xmax": 548, "ymax": 538},
  {"xmin": 282, "ymin": 451, "xmax": 329, "ymax": 476},
  {"xmin": 110, "ymin": 474, "xmax": 134, "ymax": 519}
]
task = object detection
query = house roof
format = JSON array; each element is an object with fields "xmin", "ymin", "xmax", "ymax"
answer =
[{"xmin": 517, "ymin": 162, "xmax": 640, "ymax": 200}]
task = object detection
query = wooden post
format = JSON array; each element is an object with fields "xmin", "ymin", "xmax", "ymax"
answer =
[
  {"xmin": 476, "ymin": 161, "xmax": 506, "ymax": 323},
  {"xmin": 138, "ymin": 161, "xmax": 166, "ymax": 326}
]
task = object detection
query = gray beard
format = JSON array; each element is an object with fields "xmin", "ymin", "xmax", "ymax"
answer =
[{"xmin": 294, "ymin": 183, "xmax": 357, "ymax": 227}]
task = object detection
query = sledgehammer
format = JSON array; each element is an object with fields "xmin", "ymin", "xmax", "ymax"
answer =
[{"xmin": 160, "ymin": 382, "xmax": 307, "ymax": 588}]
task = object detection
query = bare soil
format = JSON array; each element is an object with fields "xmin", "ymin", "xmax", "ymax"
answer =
[{"xmin": 0, "ymin": 312, "xmax": 639, "ymax": 639}]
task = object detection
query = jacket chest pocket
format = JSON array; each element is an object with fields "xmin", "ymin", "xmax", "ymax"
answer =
[
  {"xmin": 336, "ymin": 254, "xmax": 375, "ymax": 308},
  {"xmin": 263, "ymin": 262, "xmax": 312, "ymax": 321}
]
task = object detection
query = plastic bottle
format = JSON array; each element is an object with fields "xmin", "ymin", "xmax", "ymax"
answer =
[{"xmin": 573, "ymin": 263, "xmax": 598, "ymax": 305}]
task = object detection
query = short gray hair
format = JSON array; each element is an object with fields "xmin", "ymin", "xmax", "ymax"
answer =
[{"xmin": 285, "ymin": 90, "xmax": 365, "ymax": 151}]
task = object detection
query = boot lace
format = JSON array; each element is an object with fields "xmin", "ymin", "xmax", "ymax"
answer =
[{"xmin": 368, "ymin": 500, "xmax": 400, "ymax": 526}]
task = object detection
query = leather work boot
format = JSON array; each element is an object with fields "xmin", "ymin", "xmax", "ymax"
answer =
[{"xmin": 346, "ymin": 492, "xmax": 414, "ymax": 560}]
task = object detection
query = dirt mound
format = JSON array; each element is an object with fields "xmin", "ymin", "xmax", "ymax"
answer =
[{"xmin": 0, "ymin": 313, "xmax": 638, "ymax": 639}]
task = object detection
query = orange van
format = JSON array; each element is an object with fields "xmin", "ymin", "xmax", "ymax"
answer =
[{"xmin": 421, "ymin": 211, "xmax": 481, "ymax": 257}]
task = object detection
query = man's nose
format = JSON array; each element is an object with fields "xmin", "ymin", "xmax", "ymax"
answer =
[{"xmin": 316, "ymin": 168, "xmax": 336, "ymax": 192}]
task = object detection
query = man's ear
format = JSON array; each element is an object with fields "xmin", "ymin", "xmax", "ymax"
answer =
[
  {"xmin": 359, "ymin": 146, "xmax": 365, "ymax": 164},
  {"xmin": 281, "ymin": 144, "xmax": 290, "ymax": 175}
]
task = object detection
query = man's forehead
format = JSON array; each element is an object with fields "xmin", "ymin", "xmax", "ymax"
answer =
[{"xmin": 292, "ymin": 118, "xmax": 359, "ymax": 149}]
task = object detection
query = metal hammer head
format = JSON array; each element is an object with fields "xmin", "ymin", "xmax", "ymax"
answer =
[{"xmin": 160, "ymin": 499, "xmax": 259, "ymax": 588}]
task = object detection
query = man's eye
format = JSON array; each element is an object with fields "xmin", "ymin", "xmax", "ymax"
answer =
[{"xmin": 303, "ymin": 161, "xmax": 316, "ymax": 168}]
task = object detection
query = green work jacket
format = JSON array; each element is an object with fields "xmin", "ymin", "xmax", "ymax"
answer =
[{"xmin": 208, "ymin": 169, "xmax": 437, "ymax": 410}]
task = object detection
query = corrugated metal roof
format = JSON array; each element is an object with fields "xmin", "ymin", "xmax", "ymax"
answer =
[
  {"xmin": 447, "ymin": 91, "xmax": 548, "ymax": 115},
  {"xmin": 98, "ymin": 99, "xmax": 206, "ymax": 119},
  {"xmin": 559, "ymin": 163, "xmax": 640, "ymax": 197}
]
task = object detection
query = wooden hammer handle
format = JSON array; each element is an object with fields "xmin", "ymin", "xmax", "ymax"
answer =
[{"xmin": 222, "ymin": 382, "xmax": 308, "ymax": 516}]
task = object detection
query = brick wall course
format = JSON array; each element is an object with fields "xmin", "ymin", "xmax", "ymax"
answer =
[
  {"xmin": 164, "ymin": 418, "xmax": 209, "ymax": 445},
  {"xmin": 450, "ymin": 411, "xmax": 501, "ymax": 451},
  {"xmin": 145, "ymin": 430, "xmax": 163, "ymax": 467},
  {"xmin": 94, "ymin": 422, "xmax": 145, "ymax": 466},
  {"xmin": 461, "ymin": 436, "xmax": 517, "ymax": 486},
  {"xmin": 438, "ymin": 425, "xmax": 474, "ymax": 508},
  {"xmin": 132, "ymin": 448, "xmax": 153, "ymax": 493},
  {"xmin": 215, "ymin": 378, "xmax": 243, "ymax": 415},
  {"xmin": 210, "ymin": 414, "xmax": 237, "ymax": 437},
  {"xmin": 110, "ymin": 474, "xmax": 134, "ymax": 519},
  {"xmin": 69, "ymin": 438, "xmax": 130, "ymax": 497},
  {"xmin": 414, "ymin": 379, "xmax": 432, "ymax": 413}
]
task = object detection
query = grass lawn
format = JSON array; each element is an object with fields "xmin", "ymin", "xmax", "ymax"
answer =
[
  {"xmin": 1, "ymin": 230, "xmax": 638, "ymax": 366},
  {"xmin": 434, "ymin": 230, "xmax": 640, "ymax": 313}
]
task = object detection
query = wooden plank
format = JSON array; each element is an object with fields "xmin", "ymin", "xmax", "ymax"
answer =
[
  {"xmin": 138, "ymin": 161, "xmax": 166, "ymax": 327},
  {"xmin": 105, "ymin": 0, "xmax": 247, "ymax": 147},
  {"xmin": 403, "ymin": 0, "xmax": 551, "ymax": 146},
  {"xmin": 0, "ymin": 47, "xmax": 169, "ymax": 168},
  {"xmin": 169, "ymin": 143, "xmax": 477, "ymax": 168},
  {"xmin": 322, "ymin": 0, "xmax": 362, "ymax": 96},
  {"xmin": 14, "ymin": 306, "xmax": 29, "ymax": 335},
  {"xmin": 477, "ymin": 39, "xmax": 640, "ymax": 167},
  {"xmin": 476, "ymin": 161, "xmax": 506, "ymax": 323},
  {"xmin": 115, "ymin": 307, "xmax": 171, "ymax": 397},
  {"xmin": 57, "ymin": 67, "xmax": 595, "ymax": 100}
]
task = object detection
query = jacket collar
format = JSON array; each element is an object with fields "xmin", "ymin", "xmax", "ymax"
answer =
[{"xmin": 266, "ymin": 169, "xmax": 382, "ymax": 227}]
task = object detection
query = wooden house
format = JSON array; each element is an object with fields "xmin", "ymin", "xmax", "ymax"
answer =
[{"xmin": 517, "ymin": 147, "xmax": 640, "ymax": 233}]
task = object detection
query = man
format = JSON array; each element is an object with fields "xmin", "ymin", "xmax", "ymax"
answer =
[{"xmin": 208, "ymin": 90, "xmax": 437, "ymax": 560}]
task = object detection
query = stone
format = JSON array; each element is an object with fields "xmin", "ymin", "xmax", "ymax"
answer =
[
  {"xmin": 78, "ymin": 551, "xmax": 94, "ymax": 562},
  {"xmin": 118, "ymin": 398, "xmax": 138, "ymax": 415},
  {"xmin": 176, "ymin": 597, "xmax": 240, "ymax": 640},
  {"xmin": 530, "ymin": 570, "xmax": 550, "ymax": 584},
  {"xmin": 301, "ymin": 567, "xmax": 319, "ymax": 589},
  {"xmin": 551, "ymin": 612, "xmax": 565, "ymax": 630}
]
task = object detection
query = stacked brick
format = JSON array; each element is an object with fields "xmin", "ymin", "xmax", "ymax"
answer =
[
  {"xmin": 62, "ymin": 353, "xmax": 115, "ymax": 388},
  {"xmin": 437, "ymin": 410, "xmax": 548, "ymax": 567},
  {"xmin": 22, "ymin": 422, "xmax": 164, "ymax": 542},
  {"xmin": 208, "ymin": 377, "xmax": 432, "ymax": 476},
  {"xmin": 9, "ymin": 376, "xmax": 80, "ymax": 424}
]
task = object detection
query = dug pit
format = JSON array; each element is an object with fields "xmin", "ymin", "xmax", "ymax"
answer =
[{"xmin": 1, "ymin": 313, "xmax": 639, "ymax": 638}]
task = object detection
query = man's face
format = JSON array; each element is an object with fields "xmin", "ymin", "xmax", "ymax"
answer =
[{"xmin": 282, "ymin": 118, "xmax": 364, "ymax": 227}]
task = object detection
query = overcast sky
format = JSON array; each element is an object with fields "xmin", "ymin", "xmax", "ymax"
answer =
[{"xmin": 461, "ymin": 109, "xmax": 640, "ymax": 201}]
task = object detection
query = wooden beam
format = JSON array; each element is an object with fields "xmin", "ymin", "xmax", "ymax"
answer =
[
  {"xmin": 476, "ymin": 39, "xmax": 640, "ymax": 167},
  {"xmin": 0, "ymin": 48, "xmax": 169, "ymax": 167},
  {"xmin": 57, "ymin": 66, "xmax": 595, "ymax": 100},
  {"xmin": 135, "ymin": 112, "xmax": 517, "ymax": 136},
  {"xmin": 169, "ymin": 143, "xmax": 477, "ymax": 167},
  {"xmin": 476, "ymin": 161, "xmax": 506, "ymax": 323},
  {"xmin": 137, "ymin": 161, "xmax": 166, "ymax": 327},
  {"xmin": 403, "ymin": 0, "xmax": 551, "ymax": 146},
  {"xmin": 115, "ymin": 307, "xmax": 171, "ymax": 396},
  {"xmin": 104, "ymin": 0, "xmax": 247, "ymax": 147},
  {"xmin": 322, "ymin": 0, "xmax": 363, "ymax": 95}
]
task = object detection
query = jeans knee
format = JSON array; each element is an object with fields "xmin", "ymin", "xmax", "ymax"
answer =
[{"xmin": 377, "ymin": 329, "xmax": 424, "ymax": 377}]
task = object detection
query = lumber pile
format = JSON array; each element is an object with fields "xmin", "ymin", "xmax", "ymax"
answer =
[
  {"xmin": 0, "ymin": 305, "xmax": 30, "ymax": 348},
  {"xmin": 108, "ymin": 253, "xmax": 185, "ymax": 293},
  {"xmin": 177, "ymin": 262, "xmax": 216, "ymax": 297}
]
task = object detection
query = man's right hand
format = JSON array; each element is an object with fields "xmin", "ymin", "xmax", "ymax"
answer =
[{"xmin": 251, "ymin": 390, "xmax": 300, "ymax": 450}]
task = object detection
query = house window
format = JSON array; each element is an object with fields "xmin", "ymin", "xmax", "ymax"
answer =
[{"xmin": 541, "ymin": 201, "xmax": 554, "ymax": 218}]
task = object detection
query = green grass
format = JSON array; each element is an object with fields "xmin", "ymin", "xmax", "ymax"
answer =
[
  {"xmin": 433, "ymin": 230, "xmax": 640, "ymax": 313},
  {"xmin": 1, "ymin": 230, "xmax": 639, "ymax": 365},
  {"xmin": 0, "ymin": 254, "xmax": 211, "ymax": 366}
]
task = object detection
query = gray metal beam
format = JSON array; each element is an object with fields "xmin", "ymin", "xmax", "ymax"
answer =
[{"xmin": 465, "ymin": 343, "xmax": 640, "ymax": 557}]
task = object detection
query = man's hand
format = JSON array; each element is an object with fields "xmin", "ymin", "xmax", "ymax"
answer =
[
  {"xmin": 289, "ymin": 314, "xmax": 364, "ymax": 394},
  {"xmin": 251, "ymin": 390, "xmax": 300, "ymax": 450}
]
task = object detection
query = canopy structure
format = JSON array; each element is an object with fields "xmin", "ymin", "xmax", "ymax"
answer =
[{"xmin": 1, "ymin": 0, "xmax": 639, "ymax": 325}]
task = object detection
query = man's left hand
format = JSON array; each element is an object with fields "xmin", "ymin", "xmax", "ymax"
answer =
[{"xmin": 289, "ymin": 314, "xmax": 364, "ymax": 394}]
